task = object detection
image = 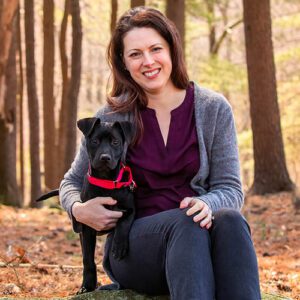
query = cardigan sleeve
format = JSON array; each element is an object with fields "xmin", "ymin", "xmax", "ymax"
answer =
[
  {"xmin": 59, "ymin": 135, "xmax": 88, "ymax": 233},
  {"xmin": 192, "ymin": 89, "xmax": 244, "ymax": 212}
]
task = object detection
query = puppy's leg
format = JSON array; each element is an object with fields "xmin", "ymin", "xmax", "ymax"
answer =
[
  {"xmin": 77, "ymin": 225, "xmax": 97, "ymax": 294},
  {"xmin": 111, "ymin": 198, "xmax": 135, "ymax": 260}
]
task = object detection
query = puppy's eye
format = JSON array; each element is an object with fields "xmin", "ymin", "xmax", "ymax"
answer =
[
  {"xmin": 111, "ymin": 139, "xmax": 120, "ymax": 146},
  {"xmin": 91, "ymin": 139, "xmax": 99, "ymax": 145}
]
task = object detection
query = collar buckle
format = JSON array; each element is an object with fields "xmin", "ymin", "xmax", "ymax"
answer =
[{"xmin": 129, "ymin": 180, "xmax": 136, "ymax": 191}]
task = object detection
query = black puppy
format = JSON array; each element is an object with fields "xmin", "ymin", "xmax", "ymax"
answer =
[{"xmin": 37, "ymin": 117, "xmax": 136, "ymax": 294}]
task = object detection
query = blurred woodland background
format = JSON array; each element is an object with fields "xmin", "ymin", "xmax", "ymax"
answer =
[
  {"xmin": 0, "ymin": 0, "xmax": 300, "ymax": 299},
  {"xmin": 0, "ymin": 0, "xmax": 299, "ymax": 207}
]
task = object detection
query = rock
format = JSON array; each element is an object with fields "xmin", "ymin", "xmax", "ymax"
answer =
[
  {"xmin": 68, "ymin": 290, "xmax": 291, "ymax": 300},
  {"xmin": 262, "ymin": 293, "xmax": 292, "ymax": 300},
  {"xmin": 70, "ymin": 289, "xmax": 169, "ymax": 299}
]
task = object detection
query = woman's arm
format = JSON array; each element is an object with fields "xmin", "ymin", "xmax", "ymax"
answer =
[
  {"xmin": 182, "ymin": 95, "xmax": 243, "ymax": 229},
  {"xmin": 190, "ymin": 85, "xmax": 244, "ymax": 213},
  {"xmin": 59, "ymin": 136, "xmax": 88, "ymax": 232},
  {"xmin": 198, "ymin": 101, "xmax": 244, "ymax": 212}
]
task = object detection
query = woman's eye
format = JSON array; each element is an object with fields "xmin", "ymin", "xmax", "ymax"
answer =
[
  {"xmin": 152, "ymin": 47, "xmax": 162, "ymax": 52},
  {"xmin": 129, "ymin": 52, "xmax": 141, "ymax": 58}
]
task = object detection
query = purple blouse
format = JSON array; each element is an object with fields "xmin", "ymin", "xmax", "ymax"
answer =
[{"xmin": 127, "ymin": 83, "xmax": 200, "ymax": 218}]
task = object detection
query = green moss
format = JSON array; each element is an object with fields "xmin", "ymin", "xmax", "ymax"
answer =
[
  {"xmin": 262, "ymin": 293, "xmax": 292, "ymax": 300},
  {"xmin": 69, "ymin": 290, "xmax": 291, "ymax": 300},
  {"xmin": 3, "ymin": 291, "xmax": 289, "ymax": 300}
]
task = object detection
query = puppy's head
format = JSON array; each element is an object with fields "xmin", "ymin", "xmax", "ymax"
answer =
[{"xmin": 77, "ymin": 117, "xmax": 134, "ymax": 172}]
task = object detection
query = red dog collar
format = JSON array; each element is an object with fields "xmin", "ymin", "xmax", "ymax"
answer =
[{"xmin": 87, "ymin": 164, "xmax": 137, "ymax": 191}]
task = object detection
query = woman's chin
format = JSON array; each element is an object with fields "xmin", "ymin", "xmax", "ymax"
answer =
[{"xmin": 140, "ymin": 80, "xmax": 172, "ymax": 95}]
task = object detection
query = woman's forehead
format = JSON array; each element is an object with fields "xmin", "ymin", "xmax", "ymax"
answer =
[{"xmin": 123, "ymin": 27, "xmax": 167, "ymax": 51}]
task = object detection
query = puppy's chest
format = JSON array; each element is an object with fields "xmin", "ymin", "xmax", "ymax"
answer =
[{"xmin": 80, "ymin": 178, "xmax": 133, "ymax": 204}]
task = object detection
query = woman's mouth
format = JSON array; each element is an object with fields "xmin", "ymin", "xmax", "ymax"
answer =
[{"xmin": 143, "ymin": 69, "xmax": 160, "ymax": 78}]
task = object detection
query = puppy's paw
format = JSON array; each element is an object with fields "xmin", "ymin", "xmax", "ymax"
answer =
[
  {"xmin": 78, "ymin": 268, "xmax": 97, "ymax": 294},
  {"xmin": 76, "ymin": 286, "xmax": 94, "ymax": 294},
  {"xmin": 111, "ymin": 241, "xmax": 129, "ymax": 260}
]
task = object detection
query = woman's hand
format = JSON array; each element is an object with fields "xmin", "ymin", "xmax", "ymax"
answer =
[
  {"xmin": 180, "ymin": 197, "xmax": 213, "ymax": 229},
  {"xmin": 72, "ymin": 197, "xmax": 123, "ymax": 231}
]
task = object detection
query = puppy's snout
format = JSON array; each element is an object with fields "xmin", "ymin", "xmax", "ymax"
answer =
[{"xmin": 100, "ymin": 154, "xmax": 111, "ymax": 161}]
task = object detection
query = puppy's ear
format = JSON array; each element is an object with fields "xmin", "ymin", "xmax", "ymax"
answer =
[
  {"xmin": 116, "ymin": 121, "xmax": 134, "ymax": 145},
  {"xmin": 77, "ymin": 118, "xmax": 101, "ymax": 137},
  {"xmin": 114, "ymin": 121, "xmax": 134, "ymax": 163}
]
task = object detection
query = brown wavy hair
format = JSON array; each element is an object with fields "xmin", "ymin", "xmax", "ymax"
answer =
[{"xmin": 106, "ymin": 6, "xmax": 189, "ymax": 143}]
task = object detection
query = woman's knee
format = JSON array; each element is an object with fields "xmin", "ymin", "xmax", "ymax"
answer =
[
  {"xmin": 167, "ymin": 208, "xmax": 211, "ymax": 242},
  {"xmin": 169, "ymin": 207, "xmax": 199, "ymax": 228},
  {"xmin": 213, "ymin": 208, "xmax": 250, "ymax": 233}
]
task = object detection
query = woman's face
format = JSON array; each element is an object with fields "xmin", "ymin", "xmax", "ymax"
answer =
[{"xmin": 122, "ymin": 27, "xmax": 173, "ymax": 95}]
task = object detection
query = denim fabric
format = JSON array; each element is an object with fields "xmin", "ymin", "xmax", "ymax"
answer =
[{"xmin": 107, "ymin": 208, "xmax": 261, "ymax": 300}]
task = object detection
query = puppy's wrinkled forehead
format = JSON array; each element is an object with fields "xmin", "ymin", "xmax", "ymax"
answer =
[
  {"xmin": 90, "ymin": 121, "xmax": 114, "ymax": 132},
  {"xmin": 92, "ymin": 122, "xmax": 123, "ymax": 139},
  {"xmin": 102, "ymin": 122, "xmax": 114, "ymax": 129}
]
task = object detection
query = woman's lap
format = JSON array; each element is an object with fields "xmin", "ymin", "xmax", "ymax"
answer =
[
  {"xmin": 108, "ymin": 208, "xmax": 196, "ymax": 295},
  {"xmin": 108, "ymin": 208, "xmax": 213, "ymax": 296},
  {"xmin": 107, "ymin": 208, "xmax": 260, "ymax": 299}
]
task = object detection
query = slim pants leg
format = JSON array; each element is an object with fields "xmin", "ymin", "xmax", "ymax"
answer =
[
  {"xmin": 211, "ymin": 209, "xmax": 261, "ymax": 300},
  {"xmin": 108, "ymin": 208, "xmax": 214, "ymax": 299},
  {"xmin": 108, "ymin": 208, "xmax": 260, "ymax": 300}
]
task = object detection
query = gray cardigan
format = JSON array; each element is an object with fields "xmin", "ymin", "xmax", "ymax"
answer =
[{"xmin": 59, "ymin": 82, "xmax": 244, "ymax": 232}]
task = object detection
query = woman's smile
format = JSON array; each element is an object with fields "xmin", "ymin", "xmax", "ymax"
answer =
[{"xmin": 143, "ymin": 68, "xmax": 160, "ymax": 79}]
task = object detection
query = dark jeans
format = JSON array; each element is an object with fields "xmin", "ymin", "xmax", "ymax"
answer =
[{"xmin": 108, "ymin": 208, "xmax": 261, "ymax": 300}]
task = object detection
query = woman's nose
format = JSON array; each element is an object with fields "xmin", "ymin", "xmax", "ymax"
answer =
[{"xmin": 142, "ymin": 52, "xmax": 154, "ymax": 67}]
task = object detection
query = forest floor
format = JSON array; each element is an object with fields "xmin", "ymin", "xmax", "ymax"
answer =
[{"xmin": 0, "ymin": 192, "xmax": 299, "ymax": 299}]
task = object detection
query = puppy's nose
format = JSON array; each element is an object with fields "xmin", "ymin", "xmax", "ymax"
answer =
[{"xmin": 100, "ymin": 154, "xmax": 111, "ymax": 161}]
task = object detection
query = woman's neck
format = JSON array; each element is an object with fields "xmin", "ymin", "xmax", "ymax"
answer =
[{"xmin": 146, "ymin": 84, "xmax": 186, "ymax": 112}]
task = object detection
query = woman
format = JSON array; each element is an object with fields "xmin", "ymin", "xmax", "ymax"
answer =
[{"xmin": 60, "ymin": 6, "xmax": 261, "ymax": 300}]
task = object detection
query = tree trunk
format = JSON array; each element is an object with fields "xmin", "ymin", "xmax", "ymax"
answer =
[
  {"xmin": 62, "ymin": 0, "xmax": 82, "ymax": 175},
  {"xmin": 166, "ymin": 0, "xmax": 185, "ymax": 53},
  {"xmin": 110, "ymin": 0, "xmax": 118, "ymax": 34},
  {"xmin": 0, "ymin": 0, "xmax": 19, "ymax": 114},
  {"xmin": 130, "ymin": 0, "xmax": 145, "ymax": 8},
  {"xmin": 204, "ymin": 0, "xmax": 216, "ymax": 55},
  {"xmin": 243, "ymin": 0, "xmax": 294, "ymax": 194},
  {"xmin": 211, "ymin": 18, "xmax": 242, "ymax": 56},
  {"xmin": 85, "ymin": 54, "xmax": 93, "ymax": 104},
  {"xmin": 24, "ymin": 0, "xmax": 42, "ymax": 207},
  {"xmin": 58, "ymin": 0, "xmax": 70, "ymax": 181},
  {"xmin": 0, "ymin": 11, "xmax": 21, "ymax": 206},
  {"xmin": 43, "ymin": 0, "xmax": 56, "ymax": 190},
  {"xmin": 217, "ymin": 0, "xmax": 231, "ymax": 58},
  {"xmin": 17, "ymin": 4, "xmax": 24, "ymax": 201}
]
